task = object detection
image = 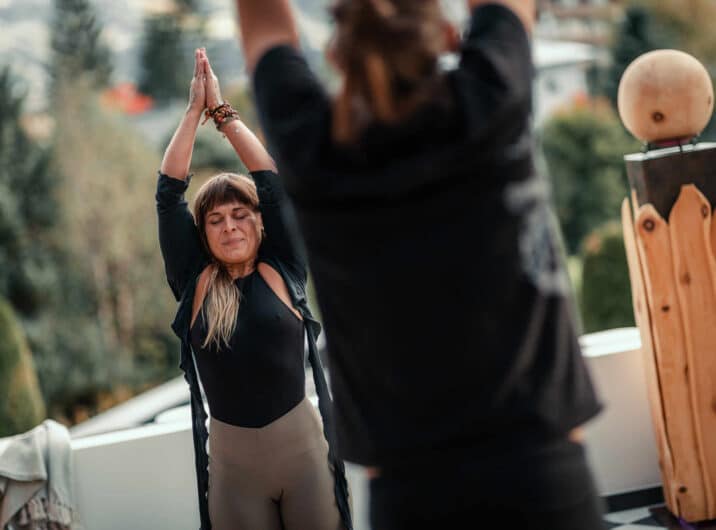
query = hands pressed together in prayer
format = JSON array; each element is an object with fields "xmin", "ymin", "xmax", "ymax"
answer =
[{"xmin": 187, "ymin": 48, "xmax": 228, "ymax": 119}]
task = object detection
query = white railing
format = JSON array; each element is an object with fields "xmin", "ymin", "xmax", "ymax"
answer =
[{"xmin": 579, "ymin": 328, "xmax": 661, "ymax": 495}]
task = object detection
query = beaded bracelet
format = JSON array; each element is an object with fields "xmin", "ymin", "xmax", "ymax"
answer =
[{"xmin": 203, "ymin": 102, "xmax": 240, "ymax": 130}]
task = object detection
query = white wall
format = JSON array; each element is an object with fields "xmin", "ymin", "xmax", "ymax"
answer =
[
  {"xmin": 582, "ymin": 344, "xmax": 662, "ymax": 494},
  {"xmin": 534, "ymin": 65, "xmax": 592, "ymax": 125},
  {"xmin": 72, "ymin": 423, "xmax": 200, "ymax": 530},
  {"xmin": 532, "ymin": 39, "xmax": 601, "ymax": 126}
]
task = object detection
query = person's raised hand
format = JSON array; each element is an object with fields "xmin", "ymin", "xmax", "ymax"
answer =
[
  {"xmin": 201, "ymin": 49, "xmax": 224, "ymax": 111},
  {"xmin": 187, "ymin": 48, "xmax": 207, "ymax": 116}
]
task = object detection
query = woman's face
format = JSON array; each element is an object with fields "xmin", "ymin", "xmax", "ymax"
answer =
[{"xmin": 204, "ymin": 201, "xmax": 262, "ymax": 266}]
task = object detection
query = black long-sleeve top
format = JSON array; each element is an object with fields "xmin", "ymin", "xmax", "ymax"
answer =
[
  {"xmin": 190, "ymin": 268, "xmax": 307, "ymax": 428},
  {"xmin": 155, "ymin": 170, "xmax": 352, "ymax": 530}
]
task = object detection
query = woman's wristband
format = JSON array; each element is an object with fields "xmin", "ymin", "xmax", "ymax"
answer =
[{"xmin": 203, "ymin": 102, "xmax": 240, "ymax": 130}]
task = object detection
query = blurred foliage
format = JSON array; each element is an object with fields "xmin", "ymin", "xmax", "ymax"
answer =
[
  {"xmin": 600, "ymin": 5, "xmax": 665, "ymax": 108},
  {"xmin": 644, "ymin": 0, "xmax": 716, "ymax": 65},
  {"xmin": 180, "ymin": 82, "xmax": 260, "ymax": 174},
  {"xmin": 225, "ymin": 83, "xmax": 261, "ymax": 133},
  {"xmin": 0, "ymin": 297, "xmax": 46, "ymax": 437},
  {"xmin": 565, "ymin": 255, "xmax": 584, "ymax": 314},
  {"xmin": 579, "ymin": 221, "xmax": 634, "ymax": 333},
  {"xmin": 589, "ymin": 1, "xmax": 716, "ymax": 141},
  {"xmin": 33, "ymin": 77, "xmax": 181, "ymax": 422},
  {"xmin": 539, "ymin": 99, "xmax": 639, "ymax": 255},
  {"xmin": 50, "ymin": 0, "xmax": 112, "ymax": 93},
  {"xmin": 2, "ymin": 48, "xmax": 183, "ymax": 425},
  {"xmin": 554, "ymin": 0, "xmax": 716, "ymax": 334},
  {"xmin": 138, "ymin": 1, "xmax": 206, "ymax": 105},
  {"xmin": 645, "ymin": 0, "xmax": 716, "ymax": 142},
  {"xmin": 190, "ymin": 125, "xmax": 247, "ymax": 174},
  {"xmin": 0, "ymin": 67, "xmax": 57, "ymax": 317},
  {"xmin": 139, "ymin": 14, "xmax": 191, "ymax": 105}
]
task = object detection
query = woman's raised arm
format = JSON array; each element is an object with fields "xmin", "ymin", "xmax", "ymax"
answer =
[
  {"xmin": 202, "ymin": 50, "xmax": 306, "ymax": 281},
  {"xmin": 160, "ymin": 49, "xmax": 207, "ymax": 180},
  {"xmin": 234, "ymin": 0, "xmax": 300, "ymax": 73},
  {"xmin": 156, "ymin": 50, "xmax": 210, "ymax": 300},
  {"xmin": 202, "ymin": 51, "xmax": 276, "ymax": 173}
]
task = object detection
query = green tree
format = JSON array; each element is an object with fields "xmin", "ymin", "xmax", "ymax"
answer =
[
  {"xmin": 644, "ymin": 0, "xmax": 716, "ymax": 142},
  {"xmin": 50, "ymin": 0, "xmax": 113, "ymax": 93},
  {"xmin": 0, "ymin": 68, "xmax": 106, "ymax": 424},
  {"xmin": 646, "ymin": 0, "xmax": 716, "ymax": 65},
  {"xmin": 539, "ymin": 100, "xmax": 639, "ymax": 255},
  {"xmin": 138, "ymin": 0, "xmax": 206, "ymax": 105},
  {"xmin": 579, "ymin": 221, "xmax": 634, "ymax": 333},
  {"xmin": 138, "ymin": 14, "xmax": 190, "ymax": 104},
  {"xmin": 225, "ymin": 83, "xmax": 260, "ymax": 132},
  {"xmin": 0, "ymin": 297, "xmax": 46, "ymax": 437},
  {"xmin": 602, "ymin": 6, "xmax": 662, "ymax": 108},
  {"xmin": 36, "ymin": 78, "xmax": 179, "ymax": 421},
  {"xmin": 0, "ymin": 67, "xmax": 57, "ymax": 316}
]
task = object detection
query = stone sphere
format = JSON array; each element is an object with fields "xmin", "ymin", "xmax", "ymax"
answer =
[{"xmin": 618, "ymin": 49, "xmax": 714, "ymax": 143}]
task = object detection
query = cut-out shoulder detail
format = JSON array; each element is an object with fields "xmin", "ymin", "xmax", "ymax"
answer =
[
  {"xmin": 257, "ymin": 262, "xmax": 303, "ymax": 321},
  {"xmin": 191, "ymin": 263, "xmax": 303, "ymax": 329}
]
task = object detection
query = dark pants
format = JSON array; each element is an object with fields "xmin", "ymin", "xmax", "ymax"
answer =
[{"xmin": 369, "ymin": 438, "xmax": 606, "ymax": 530}]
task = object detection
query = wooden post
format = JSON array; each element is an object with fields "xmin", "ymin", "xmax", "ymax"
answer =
[
  {"xmin": 625, "ymin": 144, "xmax": 716, "ymax": 218},
  {"xmin": 619, "ymin": 50, "xmax": 716, "ymax": 523}
]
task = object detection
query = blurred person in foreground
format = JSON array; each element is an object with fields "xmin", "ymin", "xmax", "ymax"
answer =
[
  {"xmin": 155, "ymin": 48, "xmax": 351, "ymax": 530},
  {"xmin": 234, "ymin": 0, "xmax": 606, "ymax": 528}
]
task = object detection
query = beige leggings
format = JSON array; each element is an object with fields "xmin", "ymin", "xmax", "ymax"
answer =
[{"xmin": 208, "ymin": 398, "xmax": 345, "ymax": 530}]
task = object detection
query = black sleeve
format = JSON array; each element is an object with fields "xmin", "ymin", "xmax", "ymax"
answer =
[
  {"xmin": 252, "ymin": 170, "xmax": 308, "ymax": 283},
  {"xmin": 252, "ymin": 46, "xmax": 332, "ymax": 193},
  {"xmin": 458, "ymin": 4, "xmax": 534, "ymax": 123},
  {"xmin": 155, "ymin": 172, "xmax": 208, "ymax": 301}
]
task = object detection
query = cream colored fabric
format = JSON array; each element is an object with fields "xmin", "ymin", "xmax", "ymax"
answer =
[{"xmin": 0, "ymin": 420, "xmax": 79, "ymax": 530}]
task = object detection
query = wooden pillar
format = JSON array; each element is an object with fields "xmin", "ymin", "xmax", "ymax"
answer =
[{"xmin": 618, "ymin": 50, "xmax": 716, "ymax": 523}]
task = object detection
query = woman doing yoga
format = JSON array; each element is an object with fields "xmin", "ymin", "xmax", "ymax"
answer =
[{"xmin": 155, "ymin": 48, "xmax": 351, "ymax": 530}]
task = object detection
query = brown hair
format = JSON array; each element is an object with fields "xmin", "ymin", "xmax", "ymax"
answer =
[
  {"xmin": 192, "ymin": 173, "xmax": 262, "ymax": 349},
  {"xmin": 330, "ymin": 0, "xmax": 447, "ymax": 142}
]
